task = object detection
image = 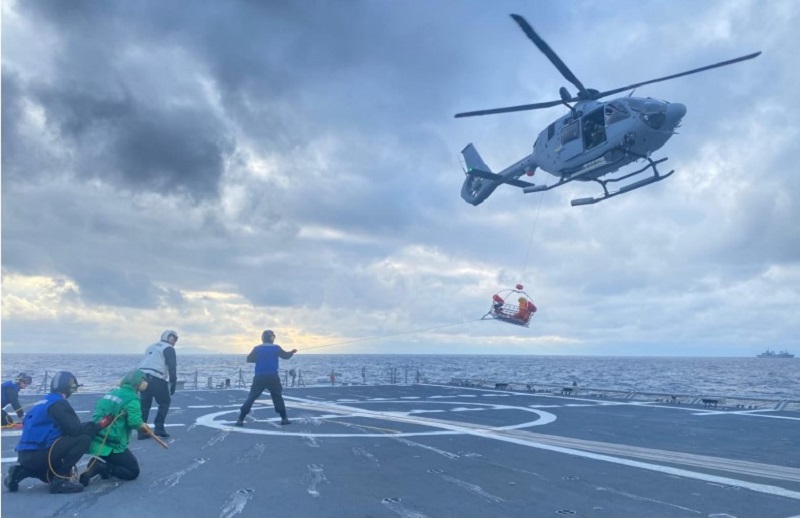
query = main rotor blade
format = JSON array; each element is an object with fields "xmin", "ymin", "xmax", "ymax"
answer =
[
  {"xmin": 510, "ymin": 14, "xmax": 587, "ymax": 97},
  {"xmin": 455, "ymin": 98, "xmax": 566, "ymax": 118},
  {"xmin": 594, "ymin": 51, "xmax": 762, "ymax": 100}
]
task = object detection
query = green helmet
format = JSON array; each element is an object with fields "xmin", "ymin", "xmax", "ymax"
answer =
[{"xmin": 121, "ymin": 369, "xmax": 147, "ymax": 388}]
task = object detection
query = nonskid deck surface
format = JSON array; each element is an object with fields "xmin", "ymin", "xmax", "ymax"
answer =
[{"xmin": 2, "ymin": 384, "xmax": 799, "ymax": 518}]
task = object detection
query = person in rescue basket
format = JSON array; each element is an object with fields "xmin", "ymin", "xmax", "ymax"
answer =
[
  {"xmin": 80, "ymin": 370, "xmax": 151, "ymax": 486},
  {"xmin": 4, "ymin": 371, "xmax": 113, "ymax": 494},
  {"xmin": 137, "ymin": 329, "xmax": 178, "ymax": 439},
  {"xmin": 2, "ymin": 373, "xmax": 32, "ymax": 426},
  {"xmin": 514, "ymin": 297, "xmax": 537, "ymax": 322},
  {"xmin": 235, "ymin": 330, "xmax": 297, "ymax": 426}
]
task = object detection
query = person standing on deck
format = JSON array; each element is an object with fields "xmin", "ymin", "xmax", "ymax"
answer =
[
  {"xmin": 2, "ymin": 373, "xmax": 32, "ymax": 426},
  {"xmin": 235, "ymin": 330, "xmax": 296, "ymax": 426},
  {"xmin": 137, "ymin": 330, "xmax": 178, "ymax": 439}
]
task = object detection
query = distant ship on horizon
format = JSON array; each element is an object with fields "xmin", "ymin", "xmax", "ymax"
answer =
[{"xmin": 757, "ymin": 349, "xmax": 795, "ymax": 358}]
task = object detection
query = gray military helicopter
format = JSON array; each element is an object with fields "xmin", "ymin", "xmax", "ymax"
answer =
[{"xmin": 458, "ymin": 14, "xmax": 760, "ymax": 206}]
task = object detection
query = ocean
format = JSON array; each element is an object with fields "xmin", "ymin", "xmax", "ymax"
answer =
[{"xmin": 2, "ymin": 353, "xmax": 797, "ymax": 400}]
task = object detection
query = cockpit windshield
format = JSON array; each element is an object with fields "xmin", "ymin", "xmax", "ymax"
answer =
[{"xmin": 626, "ymin": 98, "xmax": 667, "ymax": 114}]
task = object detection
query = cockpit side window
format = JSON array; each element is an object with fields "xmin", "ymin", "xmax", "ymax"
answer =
[
  {"xmin": 561, "ymin": 121, "xmax": 579, "ymax": 145},
  {"xmin": 605, "ymin": 101, "xmax": 630, "ymax": 125},
  {"xmin": 547, "ymin": 122, "xmax": 556, "ymax": 141}
]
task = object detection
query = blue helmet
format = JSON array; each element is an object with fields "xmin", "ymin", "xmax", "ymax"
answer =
[{"xmin": 50, "ymin": 371, "xmax": 80, "ymax": 397}]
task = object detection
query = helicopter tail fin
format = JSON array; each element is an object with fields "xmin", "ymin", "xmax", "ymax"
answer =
[
  {"xmin": 460, "ymin": 144, "xmax": 537, "ymax": 205},
  {"xmin": 462, "ymin": 143, "xmax": 492, "ymax": 174},
  {"xmin": 461, "ymin": 144, "xmax": 500, "ymax": 206}
]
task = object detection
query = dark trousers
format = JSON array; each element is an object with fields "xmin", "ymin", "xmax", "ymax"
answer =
[
  {"xmin": 140, "ymin": 375, "xmax": 171, "ymax": 431},
  {"xmin": 18, "ymin": 435, "xmax": 92, "ymax": 481},
  {"xmin": 239, "ymin": 374, "xmax": 287, "ymax": 419},
  {"xmin": 100, "ymin": 449, "xmax": 140, "ymax": 480}
]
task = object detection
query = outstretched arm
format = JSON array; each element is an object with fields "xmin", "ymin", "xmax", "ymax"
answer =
[
  {"xmin": 278, "ymin": 346, "xmax": 297, "ymax": 359},
  {"xmin": 5, "ymin": 386, "xmax": 24, "ymax": 417},
  {"xmin": 49, "ymin": 400, "xmax": 101, "ymax": 436}
]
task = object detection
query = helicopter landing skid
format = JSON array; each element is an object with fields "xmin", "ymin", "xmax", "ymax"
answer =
[{"xmin": 570, "ymin": 156, "xmax": 673, "ymax": 206}]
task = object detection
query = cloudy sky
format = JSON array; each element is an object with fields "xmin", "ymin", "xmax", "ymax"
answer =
[{"xmin": 2, "ymin": 0, "xmax": 798, "ymax": 356}]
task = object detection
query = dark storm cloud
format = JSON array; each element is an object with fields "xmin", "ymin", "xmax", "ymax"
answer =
[
  {"xmin": 70, "ymin": 266, "xmax": 183, "ymax": 309},
  {"xmin": 26, "ymin": 83, "xmax": 233, "ymax": 199},
  {"xmin": 5, "ymin": 0, "xmax": 478, "ymax": 204},
  {"xmin": 5, "ymin": 0, "xmax": 237, "ymax": 199}
]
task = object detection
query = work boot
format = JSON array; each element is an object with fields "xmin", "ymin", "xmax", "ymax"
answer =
[
  {"xmin": 154, "ymin": 428, "xmax": 171, "ymax": 438},
  {"xmin": 79, "ymin": 460, "xmax": 109, "ymax": 487},
  {"xmin": 234, "ymin": 419, "xmax": 244, "ymax": 427},
  {"xmin": 4, "ymin": 465, "xmax": 28, "ymax": 493},
  {"xmin": 280, "ymin": 417, "xmax": 292, "ymax": 425},
  {"xmin": 49, "ymin": 478, "xmax": 84, "ymax": 494}
]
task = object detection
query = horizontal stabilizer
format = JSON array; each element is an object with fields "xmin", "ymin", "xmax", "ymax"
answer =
[{"xmin": 468, "ymin": 168, "xmax": 535, "ymax": 188}]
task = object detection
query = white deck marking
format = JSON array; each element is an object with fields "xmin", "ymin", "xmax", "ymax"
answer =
[
  {"xmin": 382, "ymin": 497, "xmax": 428, "ymax": 518},
  {"xmin": 436, "ymin": 472, "xmax": 504, "ymax": 502},
  {"xmin": 693, "ymin": 411, "xmax": 800, "ymax": 421},
  {"xmin": 191, "ymin": 393, "xmax": 800, "ymax": 501},
  {"xmin": 303, "ymin": 464, "xmax": 328, "ymax": 497},
  {"xmin": 219, "ymin": 488, "xmax": 255, "ymax": 518},
  {"xmin": 597, "ymin": 486, "xmax": 702, "ymax": 514},
  {"xmin": 352, "ymin": 446, "xmax": 380, "ymax": 466},
  {"xmin": 478, "ymin": 429, "xmax": 800, "ymax": 500},
  {"xmin": 395, "ymin": 438, "xmax": 459, "ymax": 459},
  {"xmin": 195, "ymin": 398, "xmax": 555, "ymax": 438},
  {"xmin": 149, "ymin": 457, "xmax": 209, "ymax": 494}
]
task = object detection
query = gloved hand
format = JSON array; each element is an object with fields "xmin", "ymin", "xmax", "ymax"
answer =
[
  {"xmin": 291, "ymin": 349, "xmax": 298, "ymax": 354},
  {"xmin": 16, "ymin": 410, "xmax": 24, "ymax": 419},
  {"xmin": 97, "ymin": 414, "xmax": 114, "ymax": 429},
  {"xmin": 169, "ymin": 380, "xmax": 176, "ymax": 396},
  {"xmin": 140, "ymin": 423, "xmax": 152, "ymax": 435}
]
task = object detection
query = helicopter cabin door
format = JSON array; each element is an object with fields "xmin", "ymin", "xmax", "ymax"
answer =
[{"xmin": 581, "ymin": 108, "xmax": 607, "ymax": 151}]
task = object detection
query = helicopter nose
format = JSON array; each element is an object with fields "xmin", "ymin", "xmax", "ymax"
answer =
[{"xmin": 667, "ymin": 103, "xmax": 687, "ymax": 127}]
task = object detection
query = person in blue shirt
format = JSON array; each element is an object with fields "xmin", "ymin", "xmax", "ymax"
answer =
[
  {"xmin": 2, "ymin": 373, "xmax": 32, "ymax": 426},
  {"xmin": 4, "ymin": 371, "xmax": 112, "ymax": 494},
  {"xmin": 235, "ymin": 330, "xmax": 296, "ymax": 427}
]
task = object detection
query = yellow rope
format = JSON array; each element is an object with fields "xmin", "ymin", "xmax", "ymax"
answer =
[
  {"xmin": 81, "ymin": 412, "xmax": 126, "ymax": 475},
  {"xmin": 46, "ymin": 412, "xmax": 125, "ymax": 481}
]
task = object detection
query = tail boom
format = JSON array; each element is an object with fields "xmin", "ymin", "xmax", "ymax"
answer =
[{"xmin": 460, "ymin": 144, "xmax": 537, "ymax": 206}]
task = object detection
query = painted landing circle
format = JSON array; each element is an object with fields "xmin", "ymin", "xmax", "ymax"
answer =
[{"xmin": 194, "ymin": 398, "xmax": 557, "ymax": 437}]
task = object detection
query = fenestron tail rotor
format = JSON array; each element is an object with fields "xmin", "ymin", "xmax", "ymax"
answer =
[{"xmin": 455, "ymin": 14, "xmax": 761, "ymax": 119}]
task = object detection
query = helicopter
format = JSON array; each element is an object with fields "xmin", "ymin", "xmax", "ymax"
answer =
[{"xmin": 457, "ymin": 14, "xmax": 761, "ymax": 207}]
